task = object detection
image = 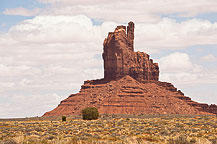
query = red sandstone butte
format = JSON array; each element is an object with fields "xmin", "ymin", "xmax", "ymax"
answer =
[
  {"xmin": 103, "ymin": 22, "xmax": 159, "ymax": 81},
  {"xmin": 43, "ymin": 22, "xmax": 217, "ymax": 117}
]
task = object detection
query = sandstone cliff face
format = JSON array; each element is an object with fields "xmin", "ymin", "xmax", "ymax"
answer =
[
  {"xmin": 103, "ymin": 22, "xmax": 159, "ymax": 81},
  {"xmin": 43, "ymin": 22, "xmax": 217, "ymax": 117}
]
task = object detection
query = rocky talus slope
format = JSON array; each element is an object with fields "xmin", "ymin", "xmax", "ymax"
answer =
[{"xmin": 43, "ymin": 22, "xmax": 217, "ymax": 116}]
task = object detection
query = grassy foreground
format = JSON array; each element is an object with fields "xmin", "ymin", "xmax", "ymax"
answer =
[{"xmin": 0, "ymin": 115, "xmax": 216, "ymax": 144}]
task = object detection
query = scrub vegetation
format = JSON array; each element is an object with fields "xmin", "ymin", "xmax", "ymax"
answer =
[{"xmin": 0, "ymin": 115, "xmax": 216, "ymax": 144}]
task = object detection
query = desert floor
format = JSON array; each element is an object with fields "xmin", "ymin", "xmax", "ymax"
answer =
[{"xmin": 0, "ymin": 114, "xmax": 216, "ymax": 144}]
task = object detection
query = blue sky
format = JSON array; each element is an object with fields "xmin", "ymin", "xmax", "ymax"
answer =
[
  {"xmin": 0, "ymin": 0, "xmax": 46, "ymax": 31},
  {"xmin": 1, "ymin": 0, "xmax": 42, "ymax": 8},
  {"xmin": 0, "ymin": 0, "xmax": 217, "ymax": 118},
  {"xmin": 161, "ymin": 12, "xmax": 217, "ymax": 23}
]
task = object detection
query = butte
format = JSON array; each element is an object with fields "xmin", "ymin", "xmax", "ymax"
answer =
[{"xmin": 43, "ymin": 22, "xmax": 217, "ymax": 116}]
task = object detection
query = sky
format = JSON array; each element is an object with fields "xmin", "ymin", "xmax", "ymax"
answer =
[{"xmin": 0, "ymin": 0, "xmax": 217, "ymax": 118}]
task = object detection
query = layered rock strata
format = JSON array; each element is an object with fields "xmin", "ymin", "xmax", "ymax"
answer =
[
  {"xmin": 43, "ymin": 22, "xmax": 217, "ymax": 116},
  {"xmin": 43, "ymin": 76, "xmax": 216, "ymax": 116}
]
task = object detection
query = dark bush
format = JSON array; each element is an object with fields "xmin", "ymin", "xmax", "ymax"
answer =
[
  {"xmin": 190, "ymin": 138, "xmax": 196, "ymax": 143},
  {"xmin": 62, "ymin": 116, "xmax": 66, "ymax": 122},
  {"xmin": 82, "ymin": 107, "xmax": 99, "ymax": 120}
]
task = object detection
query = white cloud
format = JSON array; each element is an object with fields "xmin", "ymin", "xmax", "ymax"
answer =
[
  {"xmin": 0, "ymin": 15, "xmax": 108, "ymax": 117},
  {"xmin": 9, "ymin": 15, "xmax": 217, "ymax": 54},
  {"xmin": 0, "ymin": 93, "xmax": 63, "ymax": 118},
  {"xmin": 37, "ymin": 0, "xmax": 109, "ymax": 5},
  {"xmin": 159, "ymin": 52, "xmax": 202, "ymax": 73},
  {"xmin": 159, "ymin": 52, "xmax": 217, "ymax": 86},
  {"xmin": 8, "ymin": 15, "xmax": 116, "ymax": 45},
  {"xmin": 135, "ymin": 18, "xmax": 217, "ymax": 53},
  {"xmin": 0, "ymin": 64, "xmax": 41, "ymax": 77},
  {"xmin": 3, "ymin": 7, "xmax": 41, "ymax": 16},
  {"xmin": 36, "ymin": 0, "xmax": 217, "ymax": 23},
  {"xmin": 0, "ymin": 82, "xmax": 15, "ymax": 89},
  {"xmin": 201, "ymin": 54, "xmax": 217, "ymax": 62}
]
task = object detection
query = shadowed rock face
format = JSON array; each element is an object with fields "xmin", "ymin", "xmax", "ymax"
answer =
[
  {"xmin": 43, "ymin": 22, "xmax": 217, "ymax": 117},
  {"xmin": 103, "ymin": 22, "xmax": 159, "ymax": 81}
]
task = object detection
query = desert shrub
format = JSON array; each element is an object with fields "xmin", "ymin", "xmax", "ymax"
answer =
[
  {"xmin": 168, "ymin": 135, "xmax": 190, "ymax": 144},
  {"xmin": 210, "ymin": 138, "xmax": 217, "ymax": 144},
  {"xmin": 144, "ymin": 136, "xmax": 160, "ymax": 142},
  {"xmin": 81, "ymin": 107, "xmax": 99, "ymax": 120},
  {"xmin": 190, "ymin": 138, "xmax": 197, "ymax": 143},
  {"xmin": 3, "ymin": 139, "xmax": 17, "ymax": 144},
  {"xmin": 62, "ymin": 116, "xmax": 66, "ymax": 122}
]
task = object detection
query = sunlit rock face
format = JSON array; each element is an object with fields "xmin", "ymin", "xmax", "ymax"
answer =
[{"xmin": 103, "ymin": 22, "xmax": 159, "ymax": 81}]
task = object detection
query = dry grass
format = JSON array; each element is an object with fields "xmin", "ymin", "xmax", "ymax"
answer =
[{"xmin": 0, "ymin": 115, "xmax": 216, "ymax": 144}]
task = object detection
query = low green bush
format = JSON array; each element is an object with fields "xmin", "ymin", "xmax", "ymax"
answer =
[
  {"xmin": 81, "ymin": 107, "xmax": 99, "ymax": 120},
  {"xmin": 62, "ymin": 116, "xmax": 66, "ymax": 122}
]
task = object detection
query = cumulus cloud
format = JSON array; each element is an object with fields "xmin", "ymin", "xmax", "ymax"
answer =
[
  {"xmin": 3, "ymin": 7, "xmax": 41, "ymax": 16},
  {"xmin": 159, "ymin": 52, "xmax": 202, "ymax": 73},
  {"xmin": 159, "ymin": 52, "xmax": 217, "ymax": 86},
  {"xmin": 0, "ymin": 93, "xmax": 63, "ymax": 118},
  {"xmin": 135, "ymin": 18, "xmax": 217, "ymax": 53},
  {"xmin": 36, "ymin": 0, "xmax": 217, "ymax": 23},
  {"xmin": 8, "ymin": 15, "xmax": 116, "ymax": 44},
  {"xmin": 4, "ymin": 14, "xmax": 217, "ymax": 53},
  {"xmin": 201, "ymin": 54, "xmax": 217, "ymax": 62},
  {"xmin": 0, "ymin": 15, "xmax": 110, "ymax": 117}
]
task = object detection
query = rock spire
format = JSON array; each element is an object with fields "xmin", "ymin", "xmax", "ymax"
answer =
[{"xmin": 103, "ymin": 22, "xmax": 159, "ymax": 81}]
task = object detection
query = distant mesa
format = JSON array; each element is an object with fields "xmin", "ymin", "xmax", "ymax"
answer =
[{"xmin": 43, "ymin": 22, "xmax": 217, "ymax": 116}]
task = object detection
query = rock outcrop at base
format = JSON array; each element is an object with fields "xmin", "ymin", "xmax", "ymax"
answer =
[
  {"xmin": 43, "ymin": 22, "xmax": 217, "ymax": 117},
  {"xmin": 43, "ymin": 76, "xmax": 215, "ymax": 116}
]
